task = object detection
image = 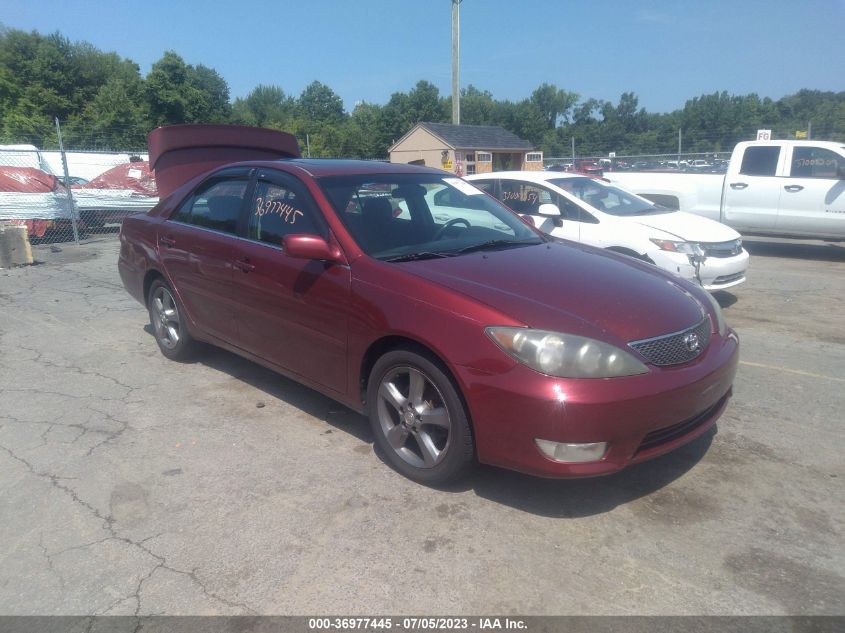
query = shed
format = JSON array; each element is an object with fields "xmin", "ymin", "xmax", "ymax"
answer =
[{"xmin": 388, "ymin": 122, "xmax": 543, "ymax": 176}]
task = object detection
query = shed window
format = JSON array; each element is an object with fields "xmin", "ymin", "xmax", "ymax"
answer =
[
  {"xmin": 526, "ymin": 153, "xmax": 543, "ymax": 162},
  {"xmin": 477, "ymin": 152, "xmax": 492, "ymax": 163}
]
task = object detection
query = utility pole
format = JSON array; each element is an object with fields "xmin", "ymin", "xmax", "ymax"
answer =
[
  {"xmin": 807, "ymin": 120, "xmax": 812, "ymax": 140},
  {"xmin": 678, "ymin": 128, "xmax": 682, "ymax": 166},
  {"xmin": 451, "ymin": 0, "xmax": 462, "ymax": 125}
]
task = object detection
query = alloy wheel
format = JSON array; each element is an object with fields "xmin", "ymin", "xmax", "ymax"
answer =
[
  {"xmin": 376, "ymin": 366, "xmax": 452, "ymax": 469},
  {"xmin": 151, "ymin": 286, "xmax": 181, "ymax": 350}
]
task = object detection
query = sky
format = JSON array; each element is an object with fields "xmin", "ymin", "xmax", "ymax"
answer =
[{"xmin": 3, "ymin": 0, "xmax": 845, "ymax": 114}]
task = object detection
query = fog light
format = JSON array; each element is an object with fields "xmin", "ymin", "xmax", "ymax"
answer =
[{"xmin": 534, "ymin": 439, "xmax": 608, "ymax": 463}]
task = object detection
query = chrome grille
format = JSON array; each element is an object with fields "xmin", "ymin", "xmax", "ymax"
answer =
[
  {"xmin": 628, "ymin": 318, "xmax": 711, "ymax": 366},
  {"xmin": 702, "ymin": 239, "xmax": 743, "ymax": 258}
]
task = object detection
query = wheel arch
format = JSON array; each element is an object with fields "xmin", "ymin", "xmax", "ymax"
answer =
[
  {"xmin": 607, "ymin": 246, "xmax": 647, "ymax": 260},
  {"xmin": 142, "ymin": 269, "xmax": 166, "ymax": 306},
  {"xmin": 359, "ymin": 336, "xmax": 474, "ymax": 439}
]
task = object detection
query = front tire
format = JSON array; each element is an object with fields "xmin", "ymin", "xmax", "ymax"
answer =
[
  {"xmin": 367, "ymin": 349, "xmax": 474, "ymax": 485},
  {"xmin": 147, "ymin": 279, "xmax": 197, "ymax": 361}
]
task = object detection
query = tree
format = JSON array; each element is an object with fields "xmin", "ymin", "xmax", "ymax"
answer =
[
  {"xmin": 529, "ymin": 83, "xmax": 579, "ymax": 128},
  {"xmin": 187, "ymin": 64, "xmax": 231, "ymax": 122},
  {"xmin": 145, "ymin": 51, "xmax": 231, "ymax": 127},
  {"xmin": 297, "ymin": 81, "xmax": 345, "ymax": 124},
  {"xmin": 232, "ymin": 84, "xmax": 295, "ymax": 127},
  {"xmin": 455, "ymin": 85, "xmax": 496, "ymax": 125}
]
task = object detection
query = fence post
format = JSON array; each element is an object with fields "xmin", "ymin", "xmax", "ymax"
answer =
[
  {"xmin": 54, "ymin": 117, "xmax": 80, "ymax": 245},
  {"xmin": 677, "ymin": 128, "xmax": 682, "ymax": 167}
]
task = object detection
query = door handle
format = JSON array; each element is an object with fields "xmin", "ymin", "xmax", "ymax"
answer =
[
  {"xmin": 234, "ymin": 258, "xmax": 255, "ymax": 273},
  {"xmin": 729, "ymin": 182, "xmax": 748, "ymax": 190},
  {"xmin": 784, "ymin": 184, "xmax": 804, "ymax": 192},
  {"xmin": 160, "ymin": 236, "xmax": 176, "ymax": 248}
]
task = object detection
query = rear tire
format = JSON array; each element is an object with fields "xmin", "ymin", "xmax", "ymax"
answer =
[
  {"xmin": 147, "ymin": 279, "xmax": 198, "ymax": 361},
  {"xmin": 367, "ymin": 349, "xmax": 474, "ymax": 485}
]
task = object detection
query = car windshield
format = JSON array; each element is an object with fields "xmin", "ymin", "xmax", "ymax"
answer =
[
  {"xmin": 319, "ymin": 174, "xmax": 543, "ymax": 261},
  {"xmin": 548, "ymin": 177, "xmax": 669, "ymax": 216}
]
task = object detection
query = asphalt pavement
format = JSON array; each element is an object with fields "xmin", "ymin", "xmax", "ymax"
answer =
[{"xmin": 0, "ymin": 235, "xmax": 842, "ymax": 615}]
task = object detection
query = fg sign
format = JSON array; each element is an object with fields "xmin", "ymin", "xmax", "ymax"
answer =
[{"xmin": 756, "ymin": 129, "xmax": 772, "ymax": 141}]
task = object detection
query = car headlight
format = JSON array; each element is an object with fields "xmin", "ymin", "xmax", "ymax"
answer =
[
  {"xmin": 486, "ymin": 327, "xmax": 648, "ymax": 378},
  {"xmin": 701, "ymin": 291, "xmax": 727, "ymax": 336},
  {"xmin": 650, "ymin": 239, "xmax": 704, "ymax": 257}
]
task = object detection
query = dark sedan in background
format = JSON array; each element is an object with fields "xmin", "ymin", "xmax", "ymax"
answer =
[{"xmin": 118, "ymin": 124, "xmax": 738, "ymax": 484}]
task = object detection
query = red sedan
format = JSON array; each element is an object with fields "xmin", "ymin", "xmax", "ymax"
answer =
[{"xmin": 118, "ymin": 125, "xmax": 738, "ymax": 484}]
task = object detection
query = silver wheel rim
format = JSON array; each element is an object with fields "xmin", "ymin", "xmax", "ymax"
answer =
[
  {"xmin": 151, "ymin": 286, "xmax": 181, "ymax": 350},
  {"xmin": 376, "ymin": 365, "xmax": 452, "ymax": 469}
]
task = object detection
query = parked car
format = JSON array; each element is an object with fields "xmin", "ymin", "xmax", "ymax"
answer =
[
  {"xmin": 605, "ymin": 140, "xmax": 845, "ymax": 240},
  {"xmin": 466, "ymin": 171, "xmax": 749, "ymax": 291},
  {"xmin": 119, "ymin": 124, "xmax": 738, "ymax": 484}
]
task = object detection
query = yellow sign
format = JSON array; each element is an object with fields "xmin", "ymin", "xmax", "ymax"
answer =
[
  {"xmin": 795, "ymin": 130, "xmax": 808, "ymax": 139},
  {"xmin": 443, "ymin": 160, "xmax": 453, "ymax": 169}
]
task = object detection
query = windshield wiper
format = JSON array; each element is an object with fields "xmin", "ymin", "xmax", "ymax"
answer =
[
  {"xmin": 451, "ymin": 238, "xmax": 542, "ymax": 255},
  {"xmin": 382, "ymin": 251, "xmax": 454, "ymax": 262}
]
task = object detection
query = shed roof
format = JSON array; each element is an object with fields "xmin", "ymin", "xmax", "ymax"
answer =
[{"xmin": 392, "ymin": 122, "xmax": 534, "ymax": 152}]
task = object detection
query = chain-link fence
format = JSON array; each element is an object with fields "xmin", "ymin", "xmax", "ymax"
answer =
[{"xmin": 0, "ymin": 144, "xmax": 155, "ymax": 250}]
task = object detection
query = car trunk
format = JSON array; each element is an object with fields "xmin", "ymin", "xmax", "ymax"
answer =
[{"xmin": 148, "ymin": 124, "xmax": 301, "ymax": 199}]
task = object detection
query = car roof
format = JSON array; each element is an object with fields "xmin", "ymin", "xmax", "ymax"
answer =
[
  {"xmin": 276, "ymin": 158, "xmax": 454, "ymax": 178},
  {"xmin": 466, "ymin": 171, "xmax": 584, "ymax": 183}
]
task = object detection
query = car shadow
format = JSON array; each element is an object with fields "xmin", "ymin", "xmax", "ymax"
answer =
[
  {"xmin": 712, "ymin": 290, "xmax": 737, "ymax": 309},
  {"xmin": 197, "ymin": 344, "xmax": 374, "ymax": 444},
  {"xmin": 144, "ymin": 328, "xmax": 715, "ymax": 518},
  {"xmin": 742, "ymin": 239, "xmax": 845, "ymax": 262},
  {"xmin": 457, "ymin": 428, "xmax": 715, "ymax": 518}
]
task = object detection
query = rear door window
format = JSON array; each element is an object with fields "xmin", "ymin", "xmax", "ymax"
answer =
[
  {"xmin": 791, "ymin": 147, "xmax": 843, "ymax": 179},
  {"xmin": 172, "ymin": 178, "xmax": 248, "ymax": 234}
]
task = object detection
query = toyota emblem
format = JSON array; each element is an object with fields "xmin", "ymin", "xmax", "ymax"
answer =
[{"xmin": 683, "ymin": 332, "xmax": 701, "ymax": 353}]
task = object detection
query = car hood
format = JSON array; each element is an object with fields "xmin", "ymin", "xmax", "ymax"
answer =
[
  {"xmin": 396, "ymin": 241, "xmax": 706, "ymax": 343},
  {"xmin": 619, "ymin": 211, "xmax": 740, "ymax": 242}
]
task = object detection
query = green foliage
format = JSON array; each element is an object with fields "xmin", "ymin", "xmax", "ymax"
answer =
[
  {"xmin": 231, "ymin": 84, "xmax": 295, "ymax": 127},
  {"xmin": 1, "ymin": 25, "xmax": 843, "ymax": 159}
]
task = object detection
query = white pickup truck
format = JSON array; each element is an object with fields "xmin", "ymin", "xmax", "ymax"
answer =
[{"xmin": 605, "ymin": 140, "xmax": 845, "ymax": 240}]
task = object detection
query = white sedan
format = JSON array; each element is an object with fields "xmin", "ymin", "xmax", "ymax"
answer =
[{"xmin": 465, "ymin": 171, "xmax": 749, "ymax": 292}]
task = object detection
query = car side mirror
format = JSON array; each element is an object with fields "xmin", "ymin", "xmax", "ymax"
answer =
[
  {"xmin": 538, "ymin": 203, "xmax": 561, "ymax": 217},
  {"xmin": 283, "ymin": 234, "xmax": 343, "ymax": 262}
]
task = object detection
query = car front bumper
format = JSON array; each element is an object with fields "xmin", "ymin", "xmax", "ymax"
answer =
[
  {"xmin": 455, "ymin": 329, "xmax": 739, "ymax": 478},
  {"xmin": 650, "ymin": 249, "xmax": 749, "ymax": 292}
]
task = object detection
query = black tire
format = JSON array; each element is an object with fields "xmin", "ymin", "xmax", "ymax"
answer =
[
  {"xmin": 367, "ymin": 348, "xmax": 474, "ymax": 485},
  {"xmin": 147, "ymin": 278, "xmax": 198, "ymax": 361}
]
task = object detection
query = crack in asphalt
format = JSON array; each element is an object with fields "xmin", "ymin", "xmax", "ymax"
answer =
[
  {"xmin": 0, "ymin": 245, "xmax": 255, "ymax": 616},
  {"xmin": 0, "ymin": 442, "xmax": 256, "ymax": 614}
]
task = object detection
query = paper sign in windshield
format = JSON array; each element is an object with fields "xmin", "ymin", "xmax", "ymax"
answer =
[{"xmin": 444, "ymin": 177, "xmax": 483, "ymax": 195}]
